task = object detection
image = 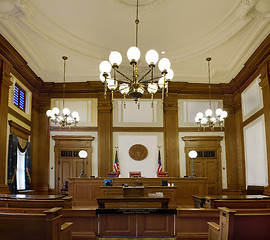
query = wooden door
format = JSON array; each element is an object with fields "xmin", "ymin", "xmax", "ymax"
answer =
[
  {"xmin": 186, "ymin": 150, "xmax": 219, "ymax": 195},
  {"xmin": 53, "ymin": 135, "xmax": 94, "ymax": 194},
  {"xmin": 183, "ymin": 136, "xmax": 223, "ymax": 195}
]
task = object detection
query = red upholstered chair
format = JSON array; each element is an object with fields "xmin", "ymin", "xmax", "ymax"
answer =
[
  {"xmin": 108, "ymin": 172, "xmax": 119, "ymax": 177},
  {"xmin": 129, "ymin": 171, "xmax": 141, "ymax": 178},
  {"xmin": 157, "ymin": 171, "xmax": 169, "ymax": 177}
]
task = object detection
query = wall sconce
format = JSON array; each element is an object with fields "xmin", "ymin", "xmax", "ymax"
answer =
[
  {"xmin": 188, "ymin": 150, "xmax": 198, "ymax": 177},
  {"xmin": 79, "ymin": 150, "xmax": 88, "ymax": 178}
]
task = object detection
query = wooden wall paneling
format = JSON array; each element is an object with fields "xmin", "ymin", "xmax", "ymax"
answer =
[
  {"xmin": 99, "ymin": 214, "xmax": 137, "ymax": 237},
  {"xmin": 163, "ymin": 93, "xmax": 180, "ymax": 177},
  {"xmin": 136, "ymin": 214, "xmax": 174, "ymax": 237},
  {"xmin": 98, "ymin": 92, "xmax": 112, "ymax": 177},
  {"xmin": 8, "ymin": 120, "xmax": 31, "ymax": 140},
  {"xmin": 259, "ymin": 57, "xmax": 270, "ymax": 195},
  {"xmin": 223, "ymin": 93, "xmax": 245, "ymax": 194},
  {"xmin": 0, "ymin": 58, "xmax": 12, "ymax": 193},
  {"xmin": 31, "ymin": 91, "xmax": 50, "ymax": 194}
]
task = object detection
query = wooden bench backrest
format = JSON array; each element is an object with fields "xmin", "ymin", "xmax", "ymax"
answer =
[
  {"xmin": 219, "ymin": 207, "xmax": 270, "ymax": 240},
  {"xmin": 212, "ymin": 199, "xmax": 270, "ymax": 209},
  {"xmin": 0, "ymin": 196, "xmax": 72, "ymax": 209},
  {"xmin": 0, "ymin": 207, "xmax": 63, "ymax": 240}
]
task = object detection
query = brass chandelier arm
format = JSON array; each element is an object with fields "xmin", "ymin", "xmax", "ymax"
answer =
[
  {"xmin": 114, "ymin": 69, "xmax": 133, "ymax": 82},
  {"xmin": 140, "ymin": 75, "xmax": 162, "ymax": 83},
  {"xmin": 138, "ymin": 68, "xmax": 152, "ymax": 82}
]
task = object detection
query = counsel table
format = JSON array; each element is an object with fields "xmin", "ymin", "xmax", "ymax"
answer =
[{"xmin": 96, "ymin": 196, "xmax": 169, "ymax": 209}]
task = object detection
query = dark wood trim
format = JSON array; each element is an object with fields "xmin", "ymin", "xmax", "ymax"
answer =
[
  {"xmin": 182, "ymin": 136, "xmax": 223, "ymax": 142},
  {"xmin": 8, "ymin": 120, "xmax": 31, "ymax": 140},
  {"xmin": 242, "ymin": 108, "xmax": 264, "ymax": 128},
  {"xmin": 49, "ymin": 126, "xmax": 98, "ymax": 132},
  {"xmin": 112, "ymin": 127, "xmax": 164, "ymax": 132},
  {"xmin": 178, "ymin": 127, "xmax": 224, "ymax": 132},
  {"xmin": 8, "ymin": 106, "xmax": 31, "ymax": 127},
  {"xmin": 229, "ymin": 34, "xmax": 270, "ymax": 93}
]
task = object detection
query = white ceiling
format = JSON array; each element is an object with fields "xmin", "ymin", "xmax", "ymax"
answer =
[{"xmin": 0, "ymin": 0, "xmax": 269, "ymax": 84}]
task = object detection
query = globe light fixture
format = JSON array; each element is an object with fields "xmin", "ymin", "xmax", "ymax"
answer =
[
  {"xmin": 46, "ymin": 56, "xmax": 80, "ymax": 127},
  {"xmin": 195, "ymin": 58, "xmax": 228, "ymax": 131},
  {"xmin": 188, "ymin": 150, "xmax": 198, "ymax": 177},
  {"xmin": 99, "ymin": 0, "xmax": 174, "ymax": 108},
  {"xmin": 79, "ymin": 150, "xmax": 88, "ymax": 178}
]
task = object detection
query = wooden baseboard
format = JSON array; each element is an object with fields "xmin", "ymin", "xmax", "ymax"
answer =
[
  {"xmin": 176, "ymin": 233, "xmax": 208, "ymax": 240},
  {"xmin": 72, "ymin": 232, "xmax": 96, "ymax": 240}
]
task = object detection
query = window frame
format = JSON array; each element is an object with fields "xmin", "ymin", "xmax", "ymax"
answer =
[{"xmin": 14, "ymin": 83, "xmax": 26, "ymax": 112}]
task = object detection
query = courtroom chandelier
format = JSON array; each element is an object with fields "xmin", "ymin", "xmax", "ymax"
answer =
[
  {"xmin": 99, "ymin": 0, "xmax": 174, "ymax": 108},
  {"xmin": 46, "ymin": 56, "xmax": 80, "ymax": 127},
  {"xmin": 195, "ymin": 57, "xmax": 228, "ymax": 130}
]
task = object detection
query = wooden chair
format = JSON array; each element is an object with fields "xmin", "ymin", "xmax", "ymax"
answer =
[
  {"xmin": 246, "ymin": 185, "xmax": 265, "ymax": 195},
  {"xmin": 157, "ymin": 171, "xmax": 169, "ymax": 177},
  {"xmin": 108, "ymin": 172, "xmax": 119, "ymax": 177},
  {"xmin": 129, "ymin": 171, "xmax": 141, "ymax": 178}
]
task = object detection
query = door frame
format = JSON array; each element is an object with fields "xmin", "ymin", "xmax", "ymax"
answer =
[
  {"xmin": 183, "ymin": 136, "xmax": 223, "ymax": 195},
  {"xmin": 52, "ymin": 135, "xmax": 94, "ymax": 194}
]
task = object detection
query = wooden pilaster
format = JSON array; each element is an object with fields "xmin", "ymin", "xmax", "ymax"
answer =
[
  {"xmin": 163, "ymin": 93, "xmax": 180, "ymax": 177},
  {"xmin": 223, "ymin": 93, "xmax": 245, "ymax": 194},
  {"xmin": 98, "ymin": 93, "xmax": 112, "ymax": 177},
  {"xmin": 0, "ymin": 59, "xmax": 12, "ymax": 193},
  {"xmin": 31, "ymin": 90, "xmax": 50, "ymax": 193},
  {"xmin": 259, "ymin": 58, "xmax": 270, "ymax": 195}
]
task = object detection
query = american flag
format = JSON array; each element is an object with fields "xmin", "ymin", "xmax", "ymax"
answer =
[
  {"xmin": 114, "ymin": 150, "xmax": 120, "ymax": 173},
  {"xmin": 157, "ymin": 149, "xmax": 162, "ymax": 172}
]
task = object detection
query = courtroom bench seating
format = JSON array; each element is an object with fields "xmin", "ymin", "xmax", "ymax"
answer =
[
  {"xmin": 206, "ymin": 199, "xmax": 270, "ymax": 209},
  {"xmin": 0, "ymin": 207, "xmax": 73, "ymax": 240},
  {"xmin": 0, "ymin": 196, "xmax": 73, "ymax": 209},
  {"xmin": 175, "ymin": 207, "xmax": 270, "ymax": 240},
  {"xmin": 61, "ymin": 207, "xmax": 98, "ymax": 240},
  {"xmin": 208, "ymin": 207, "xmax": 270, "ymax": 240}
]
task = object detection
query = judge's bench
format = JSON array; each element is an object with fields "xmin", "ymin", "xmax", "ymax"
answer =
[{"xmin": 68, "ymin": 176, "xmax": 208, "ymax": 208}]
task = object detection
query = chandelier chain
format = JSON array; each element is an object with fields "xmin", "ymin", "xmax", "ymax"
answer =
[{"xmin": 135, "ymin": 0, "xmax": 139, "ymax": 47}]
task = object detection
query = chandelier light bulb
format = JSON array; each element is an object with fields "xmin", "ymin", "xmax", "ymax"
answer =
[
  {"xmin": 109, "ymin": 51, "xmax": 122, "ymax": 66},
  {"xmin": 72, "ymin": 111, "xmax": 79, "ymax": 119},
  {"xmin": 107, "ymin": 79, "xmax": 118, "ymax": 90},
  {"xmin": 221, "ymin": 110, "xmax": 228, "ymax": 118},
  {"xmin": 205, "ymin": 109, "xmax": 213, "ymax": 117},
  {"xmin": 79, "ymin": 150, "xmax": 88, "ymax": 158},
  {"xmin": 67, "ymin": 116, "xmax": 73, "ymax": 123},
  {"xmin": 201, "ymin": 117, "xmax": 207, "ymax": 125},
  {"xmin": 216, "ymin": 108, "xmax": 223, "ymax": 116},
  {"xmin": 166, "ymin": 69, "xmax": 174, "ymax": 81},
  {"xmin": 145, "ymin": 49, "xmax": 159, "ymax": 65},
  {"xmin": 127, "ymin": 46, "xmax": 141, "ymax": 62},
  {"xmin": 99, "ymin": 60, "xmax": 112, "ymax": 73},
  {"xmin": 63, "ymin": 107, "xmax": 70, "ymax": 116},
  {"xmin": 158, "ymin": 77, "xmax": 168, "ymax": 89},
  {"xmin": 137, "ymin": 86, "xmax": 144, "ymax": 94},
  {"xmin": 188, "ymin": 150, "xmax": 197, "ymax": 158},
  {"xmin": 195, "ymin": 116, "xmax": 200, "ymax": 123},
  {"xmin": 210, "ymin": 117, "xmax": 216, "ymax": 123},
  {"xmin": 46, "ymin": 110, "xmax": 53, "ymax": 118},
  {"xmin": 196, "ymin": 112, "xmax": 203, "ymax": 119},
  {"xmin": 119, "ymin": 83, "xmax": 130, "ymax": 95},
  {"xmin": 148, "ymin": 83, "xmax": 158, "ymax": 94},
  {"xmin": 52, "ymin": 107, "xmax": 59, "ymax": 115},
  {"xmin": 158, "ymin": 58, "xmax": 171, "ymax": 72}
]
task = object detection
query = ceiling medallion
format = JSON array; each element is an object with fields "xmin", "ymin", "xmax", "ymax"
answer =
[{"xmin": 129, "ymin": 144, "xmax": 148, "ymax": 161}]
